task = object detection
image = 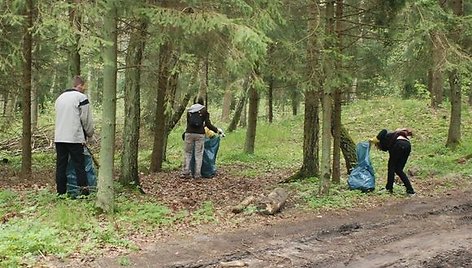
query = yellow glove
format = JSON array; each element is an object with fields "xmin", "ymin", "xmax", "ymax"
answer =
[
  {"xmin": 369, "ymin": 137, "xmax": 380, "ymax": 144},
  {"xmin": 204, "ymin": 127, "xmax": 216, "ymax": 138}
]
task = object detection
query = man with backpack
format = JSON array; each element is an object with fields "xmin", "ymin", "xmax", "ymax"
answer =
[{"xmin": 181, "ymin": 96, "xmax": 222, "ymax": 179}]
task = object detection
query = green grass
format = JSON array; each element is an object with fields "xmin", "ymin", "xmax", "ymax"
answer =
[
  {"xmin": 0, "ymin": 189, "xmax": 179, "ymax": 267},
  {"xmin": 192, "ymin": 201, "xmax": 216, "ymax": 224}
]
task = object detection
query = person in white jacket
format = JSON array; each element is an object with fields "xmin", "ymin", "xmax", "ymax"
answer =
[{"xmin": 54, "ymin": 75, "xmax": 94, "ymax": 196}]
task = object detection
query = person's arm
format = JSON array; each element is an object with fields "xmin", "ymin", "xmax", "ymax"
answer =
[
  {"xmin": 79, "ymin": 96, "xmax": 94, "ymax": 138},
  {"xmin": 203, "ymin": 111, "xmax": 219, "ymax": 133}
]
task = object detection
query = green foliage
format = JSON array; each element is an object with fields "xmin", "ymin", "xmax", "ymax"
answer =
[
  {"xmin": 0, "ymin": 219, "xmax": 72, "ymax": 267},
  {"xmin": 0, "ymin": 190, "xmax": 20, "ymax": 218},
  {"xmin": 0, "ymin": 189, "xmax": 184, "ymax": 266},
  {"xmin": 115, "ymin": 197, "xmax": 174, "ymax": 230},
  {"xmin": 192, "ymin": 201, "xmax": 216, "ymax": 224}
]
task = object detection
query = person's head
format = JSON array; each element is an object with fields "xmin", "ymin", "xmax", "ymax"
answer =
[
  {"xmin": 73, "ymin": 75, "xmax": 86, "ymax": 93},
  {"xmin": 376, "ymin": 129, "xmax": 387, "ymax": 141},
  {"xmin": 194, "ymin": 96, "xmax": 205, "ymax": 106}
]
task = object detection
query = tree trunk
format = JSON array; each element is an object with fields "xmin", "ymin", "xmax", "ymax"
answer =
[
  {"xmin": 96, "ymin": 1, "xmax": 118, "ymax": 213},
  {"xmin": 244, "ymin": 74, "xmax": 259, "ymax": 154},
  {"xmin": 150, "ymin": 42, "xmax": 172, "ymax": 172},
  {"xmin": 68, "ymin": 0, "xmax": 81, "ymax": 76},
  {"xmin": 446, "ymin": 70, "xmax": 461, "ymax": 149},
  {"xmin": 468, "ymin": 83, "xmax": 472, "ymax": 107},
  {"xmin": 0, "ymin": 93, "xmax": 5, "ymax": 116},
  {"xmin": 429, "ymin": 31, "xmax": 444, "ymax": 109},
  {"xmin": 227, "ymin": 85, "xmax": 248, "ymax": 133},
  {"xmin": 267, "ymin": 44, "xmax": 275, "ymax": 123},
  {"xmin": 21, "ymin": 0, "xmax": 33, "ymax": 179},
  {"xmin": 348, "ymin": 78, "xmax": 357, "ymax": 102},
  {"xmin": 198, "ymin": 56, "xmax": 209, "ymax": 106},
  {"xmin": 162, "ymin": 65, "xmax": 180, "ymax": 161},
  {"xmin": 290, "ymin": 89, "xmax": 300, "ymax": 116},
  {"xmin": 292, "ymin": 1, "xmax": 321, "ymax": 181},
  {"xmin": 331, "ymin": 90, "xmax": 341, "ymax": 184},
  {"xmin": 86, "ymin": 69, "xmax": 93, "ymax": 103},
  {"xmin": 319, "ymin": 0, "xmax": 335, "ymax": 195},
  {"xmin": 166, "ymin": 91, "xmax": 192, "ymax": 132},
  {"xmin": 31, "ymin": 83, "xmax": 38, "ymax": 130},
  {"xmin": 221, "ymin": 89, "xmax": 233, "ymax": 122},
  {"xmin": 93, "ymin": 72, "xmax": 103, "ymax": 105},
  {"xmin": 320, "ymin": 91, "xmax": 332, "ymax": 195},
  {"xmin": 240, "ymin": 101, "xmax": 247, "ymax": 128},
  {"xmin": 5, "ymin": 92, "xmax": 18, "ymax": 119},
  {"xmin": 120, "ymin": 20, "xmax": 147, "ymax": 189},
  {"xmin": 267, "ymin": 76, "xmax": 274, "ymax": 123},
  {"xmin": 445, "ymin": 0, "xmax": 463, "ymax": 149},
  {"xmin": 340, "ymin": 124, "xmax": 357, "ymax": 174},
  {"xmin": 332, "ymin": 0, "xmax": 344, "ymax": 184},
  {"xmin": 293, "ymin": 89, "xmax": 319, "ymax": 180}
]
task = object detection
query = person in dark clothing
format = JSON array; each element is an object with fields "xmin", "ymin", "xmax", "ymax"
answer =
[
  {"xmin": 371, "ymin": 128, "xmax": 415, "ymax": 195},
  {"xmin": 181, "ymin": 96, "xmax": 222, "ymax": 179}
]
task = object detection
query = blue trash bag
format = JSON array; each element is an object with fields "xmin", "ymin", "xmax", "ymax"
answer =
[
  {"xmin": 190, "ymin": 135, "xmax": 220, "ymax": 178},
  {"xmin": 66, "ymin": 147, "xmax": 97, "ymax": 197},
  {"xmin": 347, "ymin": 141, "xmax": 375, "ymax": 192}
]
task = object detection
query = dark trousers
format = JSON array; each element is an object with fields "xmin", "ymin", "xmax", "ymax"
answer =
[
  {"xmin": 387, "ymin": 139, "xmax": 415, "ymax": 194},
  {"xmin": 55, "ymin": 142, "xmax": 87, "ymax": 194}
]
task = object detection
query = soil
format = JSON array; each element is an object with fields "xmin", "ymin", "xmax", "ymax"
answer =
[
  {"xmin": 91, "ymin": 186, "xmax": 472, "ymax": 268},
  {"xmin": 2, "ymin": 163, "xmax": 472, "ymax": 268}
]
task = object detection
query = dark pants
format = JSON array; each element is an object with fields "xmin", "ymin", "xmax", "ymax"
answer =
[
  {"xmin": 56, "ymin": 142, "xmax": 87, "ymax": 195},
  {"xmin": 387, "ymin": 139, "xmax": 415, "ymax": 194}
]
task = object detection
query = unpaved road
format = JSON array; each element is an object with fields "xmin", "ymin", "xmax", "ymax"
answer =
[{"xmin": 93, "ymin": 189, "xmax": 472, "ymax": 268}]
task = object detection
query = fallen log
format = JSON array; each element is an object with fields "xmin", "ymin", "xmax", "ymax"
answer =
[
  {"xmin": 230, "ymin": 196, "xmax": 255, "ymax": 214},
  {"xmin": 256, "ymin": 187, "xmax": 288, "ymax": 215}
]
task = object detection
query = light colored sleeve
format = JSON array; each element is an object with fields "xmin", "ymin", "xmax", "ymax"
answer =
[{"xmin": 79, "ymin": 96, "xmax": 94, "ymax": 139}]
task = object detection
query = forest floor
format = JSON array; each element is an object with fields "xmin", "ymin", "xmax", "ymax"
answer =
[
  {"xmin": 94, "ymin": 186, "xmax": 472, "ymax": 268},
  {"xmin": 2, "ymin": 164, "xmax": 472, "ymax": 268}
]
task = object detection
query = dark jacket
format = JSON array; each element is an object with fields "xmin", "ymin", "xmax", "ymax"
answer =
[
  {"xmin": 376, "ymin": 129, "xmax": 410, "ymax": 152},
  {"xmin": 185, "ymin": 104, "xmax": 218, "ymax": 134}
]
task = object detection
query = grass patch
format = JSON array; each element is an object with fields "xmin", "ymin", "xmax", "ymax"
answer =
[
  {"xmin": 192, "ymin": 201, "xmax": 216, "ymax": 224},
  {"xmin": 0, "ymin": 188, "xmax": 186, "ymax": 267}
]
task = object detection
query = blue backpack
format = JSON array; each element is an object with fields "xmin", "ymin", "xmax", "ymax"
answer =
[{"xmin": 347, "ymin": 141, "xmax": 375, "ymax": 192}]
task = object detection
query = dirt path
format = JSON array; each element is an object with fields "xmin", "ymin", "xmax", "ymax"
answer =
[{"xmin": 92, "ymin": 188, "xmax": 472, "ymax": 268}]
